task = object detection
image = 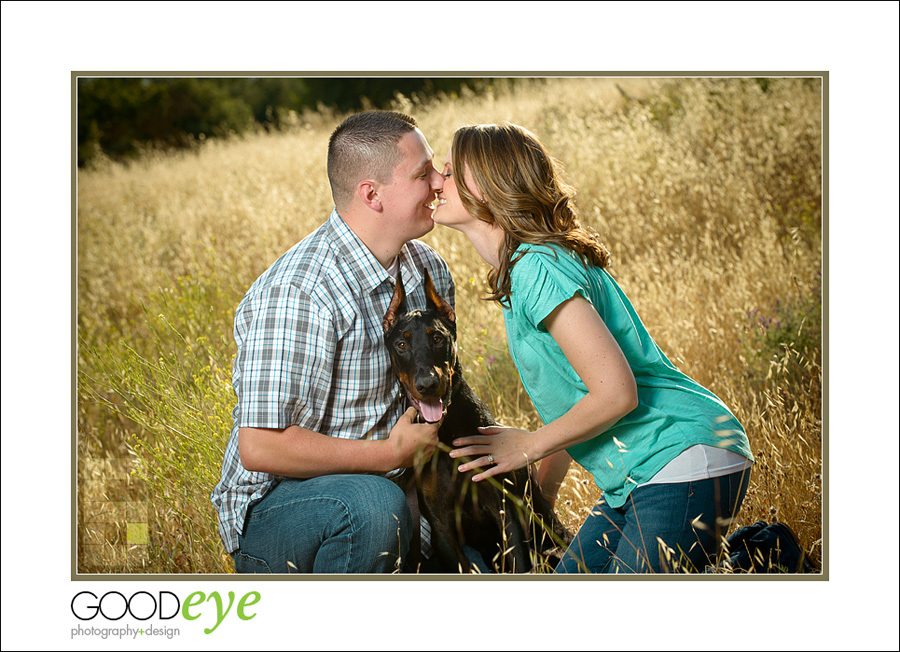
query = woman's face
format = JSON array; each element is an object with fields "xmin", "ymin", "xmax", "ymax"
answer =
[{"xmin": 432, "ymin": 149, "xmax": 482, "ymax": 228}]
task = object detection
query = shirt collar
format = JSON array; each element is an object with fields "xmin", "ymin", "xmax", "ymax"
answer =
[{"xmin": 326, "ymin": 208, "xmax": 422, "ymax": 296}]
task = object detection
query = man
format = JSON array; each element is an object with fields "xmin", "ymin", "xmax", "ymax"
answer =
[{"xmin": 211, "ymin": 111, "xmax": 453, "ymax": 573}]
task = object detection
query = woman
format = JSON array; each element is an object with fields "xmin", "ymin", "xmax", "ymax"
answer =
[{"xmin": 433, "ymin": 123, "xmax": 753, "ymax": 574}]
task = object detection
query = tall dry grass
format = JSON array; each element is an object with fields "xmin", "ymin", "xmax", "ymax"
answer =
[{"xmin": 77, "ymin": 77, "xmax": 823, "ymax": 573}]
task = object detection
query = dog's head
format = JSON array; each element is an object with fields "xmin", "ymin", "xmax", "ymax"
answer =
[{"xmin": 382, "ymin": 268, "xmax": 457, "ymax": 423}]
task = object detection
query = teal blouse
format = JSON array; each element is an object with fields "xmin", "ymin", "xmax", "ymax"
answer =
[{"xmin": 502, "ymin": 244, "xmax": 753, "ymax": 508}]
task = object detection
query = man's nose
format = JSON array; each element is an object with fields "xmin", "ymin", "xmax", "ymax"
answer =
[{"xmin": 429, "ymin": 165, "xmax": 443, "ymax": 190}]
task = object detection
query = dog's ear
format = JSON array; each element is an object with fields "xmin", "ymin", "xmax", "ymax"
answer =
[
  {"xmin": 423, "ymin": 268, "xmax": 455, "ymax": 324},
  {"xmin": 383, "ymin": 272, "xmax": 408, "ymax": 333}
]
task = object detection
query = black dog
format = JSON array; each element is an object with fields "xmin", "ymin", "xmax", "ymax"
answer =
[{"xmin": 383, "ymin": 268, "xmax": 571, "ymax": 573}]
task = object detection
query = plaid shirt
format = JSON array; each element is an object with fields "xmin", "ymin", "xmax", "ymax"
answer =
[{"xmin": 211, "ymin": 209, "xmax": 455, "ymax": 553}]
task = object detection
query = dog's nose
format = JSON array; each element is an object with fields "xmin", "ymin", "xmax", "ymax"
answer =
[{"xmin": 415, "ymin": 371, "xmax": 440, "ymax": 395}]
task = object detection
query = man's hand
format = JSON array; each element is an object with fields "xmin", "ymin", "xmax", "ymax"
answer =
[{"xmin": 388, "ymin": 407, "xmax": 440, "ymax": 469}]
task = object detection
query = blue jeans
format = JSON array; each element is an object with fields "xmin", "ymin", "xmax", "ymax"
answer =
[
  {"xmin": 556, "ymin": 469, "xmax": 751, "ymax": 574},
  {"xmin": 232, "ymin": 475, "xmax": 412, "ymax": 573}
]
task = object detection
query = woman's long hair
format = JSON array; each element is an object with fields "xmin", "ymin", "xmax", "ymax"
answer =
[{"xmin": 451, "ymin": 122, "xmax": 610, "ymax": 306}]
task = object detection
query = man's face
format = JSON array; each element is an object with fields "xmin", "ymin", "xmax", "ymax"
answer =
[{"xmin": 378, "ymin": 129, "xmax": 443, "ymax": 241}]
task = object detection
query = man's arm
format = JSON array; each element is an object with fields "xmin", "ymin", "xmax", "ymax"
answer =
[{"xmin": 239, "ymin": 407, "xmax": 440, "ymax": 478}]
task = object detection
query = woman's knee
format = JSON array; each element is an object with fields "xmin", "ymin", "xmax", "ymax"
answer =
[{"xmin": 555, "ymin": 500, "xmax": 622, "ymax": 573}]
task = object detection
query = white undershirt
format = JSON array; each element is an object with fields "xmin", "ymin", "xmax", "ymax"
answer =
[
  {"xmin": 640, "ymin": 444, "xmax": 752, "ymax": 486},
  {"xmin": 386, "ymin": 257, "xmax": 400, "ymax": 279}
]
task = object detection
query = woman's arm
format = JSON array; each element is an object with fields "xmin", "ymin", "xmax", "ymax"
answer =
[{"xmin": 450, "ymin": 294, "xmax": 638, "ymax": 483}]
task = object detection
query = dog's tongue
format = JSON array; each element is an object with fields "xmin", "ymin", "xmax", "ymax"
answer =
[{"xmin": 418, "ymin": 398, "xmax": 444, "ymax": 423}]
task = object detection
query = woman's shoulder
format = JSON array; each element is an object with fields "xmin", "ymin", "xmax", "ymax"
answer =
[
  {"xmin": 509, "ymin": 242, "xmax": 599, "ymax": 315},
  {"xmin": 515, "ymin": 241, "xmax": 562, "ymax": 257},
  {"xmin": 514, "ymin": 242, "xmax": 568, "ymax": 269},
  {"xmin": 512, "ymin": 242, "xmax": 592, "ymax": 281}
]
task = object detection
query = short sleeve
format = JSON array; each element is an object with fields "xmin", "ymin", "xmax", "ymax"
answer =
[
  {"xmin": 234, "ymin": 284, "xmax": 335, "ymax": 431},
  {"xmin": 512, "ymin": 249, "xmax": 592, "ymax": 332}
]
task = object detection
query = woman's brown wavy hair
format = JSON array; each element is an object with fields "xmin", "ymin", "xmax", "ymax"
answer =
[{"xmin": 451, "ymin": 122, "xmax": 610, "ymax": 307}]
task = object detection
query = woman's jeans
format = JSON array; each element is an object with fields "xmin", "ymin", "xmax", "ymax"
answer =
[
  {"xmin": 232, "ymin": 475, "xmax": 412, "ymax": 573},
  {"xmin": 556, "ymin": 469, "xmax": 751, "ymax": 574}
]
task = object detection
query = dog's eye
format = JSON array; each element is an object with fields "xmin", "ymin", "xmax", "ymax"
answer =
[
  {"xmin": 395, "ymin": 341, "xmax": 408, "ymax": 352},
  {"xmin": 432, "ymin": 335, "xmax": 443, "ymax": 346}
]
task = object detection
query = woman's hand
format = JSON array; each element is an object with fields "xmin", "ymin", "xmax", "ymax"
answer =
[{"xmin": 449, "ymin": 425, "xmax": 540, "ymax": 483}]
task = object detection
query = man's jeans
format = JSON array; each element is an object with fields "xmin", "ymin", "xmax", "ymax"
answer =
[
  {"xmin": 556, "ymin": 469, "xmax": 751, "ymax": 574},
  {"xmin": 232, "ymin": 475, "xmax": 412, "ymax": 573}
]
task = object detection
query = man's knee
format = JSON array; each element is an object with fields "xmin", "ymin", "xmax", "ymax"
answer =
[
  {"xmin": 239, "ymin": 474, "xmax": 414, "ymax": 573},
  {"xmin": 340, "ymin": 475, "xmax": 412, "ymax": 542},
  {"xmin": 317, "ymin": 475, "xmax": 412, "ymax": 573}
]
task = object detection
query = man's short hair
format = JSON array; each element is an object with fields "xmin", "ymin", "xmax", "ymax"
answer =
[{"xmin": 327, "ymin": 111, "xmax": 419, "ymax": 210}]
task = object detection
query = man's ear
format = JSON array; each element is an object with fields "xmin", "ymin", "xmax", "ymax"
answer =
[{"xmin": 358, "ymin": 180, "xmax": 383, "ymax": 211}]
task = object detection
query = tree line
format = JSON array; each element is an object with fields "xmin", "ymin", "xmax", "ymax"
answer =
[{"xmin": 77, "ymin": 77, "xmax": 497, "ymax": 167}]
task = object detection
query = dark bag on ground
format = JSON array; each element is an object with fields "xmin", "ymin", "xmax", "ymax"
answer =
[{"xmin": 717, "ymin": 520, "xmax": 815, "ymax": 573}]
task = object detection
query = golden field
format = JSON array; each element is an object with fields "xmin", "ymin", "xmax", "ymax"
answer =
[{"xmin": 76, "ymin": 77, "xmax": 823, "ymax": 574}]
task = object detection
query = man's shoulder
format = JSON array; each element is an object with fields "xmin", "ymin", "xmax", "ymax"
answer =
[
  {"xmin": 234, "ymin": 229, "xmax": 351, "ymax": 335},
  {"xmin": 249, "ymin": 222, "xmax": 341, "ymax": 295},
  {"xmin": 403, "ymin": 239, "xmax": 449, "ymax": 274}
]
